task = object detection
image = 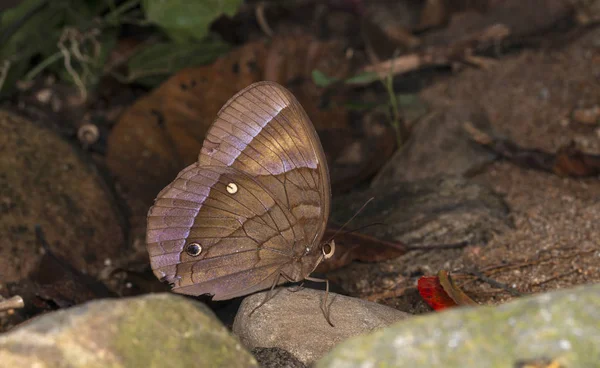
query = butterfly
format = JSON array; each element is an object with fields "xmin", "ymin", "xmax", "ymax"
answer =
[{"xmin": 146, "ymin": 81, "xmax": 335, "ymax": 323}]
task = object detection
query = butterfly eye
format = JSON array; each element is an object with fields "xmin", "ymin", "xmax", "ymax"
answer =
[
  {"xmin": 321, "ymin": 240, "xmax": 335, "ymax": 259},
  {"xmin": 185, "ymin": 242, "xmax": 202, "ymax": 257}
]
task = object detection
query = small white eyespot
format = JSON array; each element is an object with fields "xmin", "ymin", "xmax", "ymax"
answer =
[{"xmin": 227, "ymin": 182, "xmax": 238, "ymax": 194}]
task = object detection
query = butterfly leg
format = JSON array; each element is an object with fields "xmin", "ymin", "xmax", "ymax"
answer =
[
  {"xmin": 304, "ymin": 276, "xmax": 334, "ymax": 327},
  {"xmin": 286, "ymin": 282, "xmax": 305, "ymax": 293},
  {"xmin": 278, "ymin": 272, "xmax": 304, "ymax": 293},
  {"xmin": 249, "ymin": 272, "xmax": 284, "ymax": 317}
]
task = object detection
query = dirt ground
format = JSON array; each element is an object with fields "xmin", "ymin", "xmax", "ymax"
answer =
[
  {"xmin": 1, "ymin": 0, "xmax": 600, "ymax": 331},
  {"xmin": 331, "ymin": 26, "xmax": 600, "ymax": 313}
]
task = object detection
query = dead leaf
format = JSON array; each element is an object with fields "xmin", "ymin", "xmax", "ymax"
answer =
[
  {"xmin": 464, "ymin": 122, "xmax": 600, "ymax": 177},
  {"xmin": 315, "ymin": 225, "xmax": 407, "ymax": 273},
  {"xmin": 417, "ymin": 270, "xmax": 477, "ymax": 311},
  {"xmin": 436, "ymin": 269, "xmax": 478, "ymax": 306}
]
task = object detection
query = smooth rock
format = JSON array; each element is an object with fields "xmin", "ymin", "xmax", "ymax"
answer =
[
  {"xmin": 0, "ymin": 293, "xmax": 258, "ymax": 368},
  {"xmin": 332, "ymin": 176, "xmax": 511, "ymax": 246},
  {"xmin": 252, "ymin": 347, "xmax": 306, "ymax": 368},
  {"xmin": 232, "ymin": 288, "xmax": 410, "ymax": 365},
  {"xmin": 317, "ymin": 283, "xmax": 600, "ymax": 368},
  {"xmin": 372, "ymin": 102, "xmax": 496, "ymax": 186},
  {"xmin": 0, "ymin": 110, "xmax": 125, "ymax": 282}
]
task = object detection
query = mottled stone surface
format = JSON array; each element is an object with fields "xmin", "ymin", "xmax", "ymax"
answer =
[
  {"xmin": 252, "ymin": 347, "xmax": 307, "ymax": 368},
  {"xmin": 0, "ymin": 294, "xmax": 258, "ymax": 368},
  {"xmin": 0, "ymin": 109, "xmax": 125, "ymax": 282},
  {"xmin": 317, "ymin": 284, "xmax": 600, "ymax": 368},
  {"xmin": 373, "ymin": 102, "xmax": 496, "ymax": 185},
  {"xmin": 332, "ymin": 176, "xmax": 511, "ymax": 246},
  {"xmin": 233, "ymin": 288, "xmax": 410, "ymax": 365}
]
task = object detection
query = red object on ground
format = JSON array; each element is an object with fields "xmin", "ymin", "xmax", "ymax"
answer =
[{"xmin": 417, "ymin": 276, "xmax": 458, "ymax": 311}]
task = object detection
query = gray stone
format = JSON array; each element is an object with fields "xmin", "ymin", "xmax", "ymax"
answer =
[
  {"xmin": 0, "ymin": 110, "xmax": 125, "ymax": 283},
  {"xmin": 317, "ymin": 283, "xmax": 600, "ymax": 368},
  {"xmin": 232, "ymin": 288, "xmax": 410, "ymax": 365},
  {"xmin": 0, "ymin": 293, "xmax": 258, "ymax": 368},
  {"xmin": 252, "ymin": 347, "xmax": 306, "ymax": 368},
  {"xmin": 372, "ymin": 102, "xmax": 496, "ymax": 186},
  {"xmin": 332, "ymin": 176, "xmax": 511, "ymax": 246}
]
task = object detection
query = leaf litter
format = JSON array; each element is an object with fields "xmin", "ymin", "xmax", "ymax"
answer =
[{"xmin": 1, "ymin": 0, "xmax": 599, "ymax": 340}]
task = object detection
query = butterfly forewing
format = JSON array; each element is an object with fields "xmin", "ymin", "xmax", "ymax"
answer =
[
  {"xmin": 147, "ymin": 81, "xmax": 331, "ymax": 300},
  {"xmin": 199, "ymin": 82, "xmax": 330, "ymax": 248}
]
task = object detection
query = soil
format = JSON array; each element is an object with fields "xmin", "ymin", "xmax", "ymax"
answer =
[
  {"xmin": 1, "ymin": 0, "xmax": 599, "ymax": 334},
  {"xmin": 331, "ymin": 24, "xmax": 600, "ymax": 314}
]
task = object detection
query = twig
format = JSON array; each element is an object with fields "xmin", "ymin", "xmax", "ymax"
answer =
[
  {"xmin": 362, "ymin": 24, "xmax": 511, "ymax": 81},
  {"xmin": 467, "ymin": 270, "xmax": 524, "ymax": 297},
  {"xmin": 465, "ymin": 119, "xmax": 600, "ymax": 176},
  {"xmin": 255, "ymin": 2, "xmax": 274, "ymax": 38},
  {"xmin": 364, "ymin": 53, "xmax": 423, "ymax": 79},
  {"xmin": 0, "ymin": 296, "xmax": 24, "ymax": 312},
  {"xmin": 460, "ymin": 248, "xmax": 597, "ymax": 289},
  {"xmin": 0, "ymin": 60, "xmax": 10, "ymax": 92},
  {"xmin": 56, "ymin": 27, "xmax": 102, "ymax": 102},
  {"xmin": 24, "ymin": 51, "xmax": 63, "ymax": 81},
  {"xmin": 406, "ymin": 241, "xmax": 469, "ymax": 251},
  {"xmin": 463, "ymin": 121, "xmax": 493, "ymax": 145},
  {"xmin": 58, "ymin": 28, "xmax": 87, "ymax": 101},
  {"xmin": 529, "ymin": 269, "xmax": 579, "ymax": 288}
]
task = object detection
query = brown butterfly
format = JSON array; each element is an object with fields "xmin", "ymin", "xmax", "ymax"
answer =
[{"xmin": 146, "ymin": 81, "xmax": 335, "ymax": 322}]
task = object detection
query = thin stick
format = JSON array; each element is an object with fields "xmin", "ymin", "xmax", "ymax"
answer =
[
  {"xmin": 0, "ymin": 296, "xmax": 24, "ymax": 312},
  {"xmin": 255, "ymin": 2, "xmax": 274, "ymax": 37},
  {"xmin": 467, "ymin": 270, "xmax": 523, "ymax": 297},
  {"xmin": 405, "ymin": 241, "xmax": 469, "ymax": 251},
  {"xmin": 0, "ymin": 60, "xmax": 10, "ymax": 92},
  {"xmin": 24, "ymin": 51, "xmax": 63, "ymax": 81},
  {"xmin": 529, "ymin": 269, "xmax": 578, "ymax": 288}
]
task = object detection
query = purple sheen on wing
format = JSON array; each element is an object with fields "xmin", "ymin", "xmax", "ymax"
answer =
[
  {"xmin": 161, "ymin": 187, "xmax": 208, "ymax": 202},
  {"xmin": 150, "ymin": 253, "xmax": 182, "ymax": 268},
  {"xmin": 154, "ymin": 198, "xmax": 204, "ymax": 208},
  {"xmin": 148, "ymin": 206, "xmax": 199, "ymax": 217},
  {"xmin": 147, "ymin": 227, "xmax": 191, "ymax": 243},
  {"xmin": 171, "ymin": 180, "xmax": 211, "ymax": 198},
  {"xmin": 147, "ymin": 215, "xmax": 196, "ymax": 229},
  {"xmin": 146, "ymin": 82, "xmax": 331, "ymax": 301},
  {"xmin": 147, "ymin": 239, "xmax": 186, "ymax": 256}
]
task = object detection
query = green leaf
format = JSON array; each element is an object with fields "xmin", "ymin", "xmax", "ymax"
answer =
[
  {"xmin": 125, "ymin": 39, "xmax": 230, "ymax": 86},
  {"xmin": 344, "ymin": 71, "xmax": 379, "ymax": 85},
  {"xmin": 311, "ymin": 69, "xmax": 339, "ymax": 88},
  {"xmin": 0, "ymin": 0, "xmax": 63, "ymax": 95},
  {"xmin": 344, "ymin": 101, "xmax": 379, "ymax": 111},
  {"xmin": 142, "ymin": 0, "xmax": 243, "ymax": 43}
]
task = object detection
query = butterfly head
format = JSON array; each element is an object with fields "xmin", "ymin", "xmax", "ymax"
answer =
[
  {"xmin": 321, "ymin": 240, "xmax": 335, "ymax": 260},
  {"xmin": 302, "ymin": 239, "xmax": 335, "ymax": 260}
]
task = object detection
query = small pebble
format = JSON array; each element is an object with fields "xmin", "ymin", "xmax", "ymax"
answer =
[{"xmin": 572, "ymin": 106, "xmax": 600, "ymax": 125}]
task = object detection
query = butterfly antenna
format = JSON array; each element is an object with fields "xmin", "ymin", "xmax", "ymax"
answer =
[{"xmin": 325, "ymin": 197, "xmax": 374, "ymax": 243}]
